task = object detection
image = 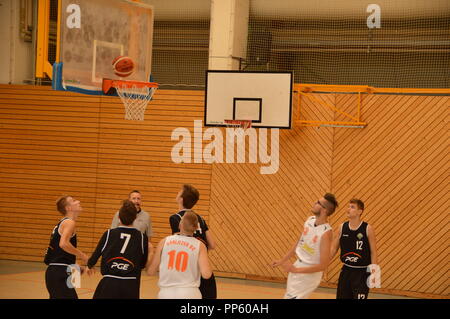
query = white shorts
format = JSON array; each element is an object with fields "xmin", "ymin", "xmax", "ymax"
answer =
[
  {"xmin": 158, "ymin": 287, "xmax": 202, "ymax": 299},
  {"xmin": 284, "ymin": 260, "xmax": 323, "ymax": 299}
]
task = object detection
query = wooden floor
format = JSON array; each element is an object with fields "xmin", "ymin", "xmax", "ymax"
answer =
[{"xmin": 0, "ymin": 260, "xmax": 412, "ymax": 299}]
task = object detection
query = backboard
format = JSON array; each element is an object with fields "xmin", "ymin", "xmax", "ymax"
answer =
[
  {"xmin": 204, "ymin": 71, "xmax": 293, "ymax": 129},
  {"xmin": 53, "ymin": 0, "xmax": 154, "ymax": 95}
]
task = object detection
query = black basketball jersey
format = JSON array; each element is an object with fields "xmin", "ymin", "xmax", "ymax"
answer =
[
  {"xmin": 44, "ymin": 218, "xmax": 77, "ymax": 265},
  {"xmin": 88, "ymin": 227, "xmax": 148, "ymax": 278},
  {"xmin": 169, "ymin": 210, "xmax": 209, "ymax": 248},
  {"xmin": 340, "ymin": 221, "xmax": 371, "ymax": 268}
]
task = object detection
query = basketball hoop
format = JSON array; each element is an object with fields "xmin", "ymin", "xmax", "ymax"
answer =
[
  {"xmin": 224, "ymin": 119, "xmax": 253, "ymax": 129},
  {"xmin": 103, "ymin": 79, "xmax": 159, "ymax": 121}
]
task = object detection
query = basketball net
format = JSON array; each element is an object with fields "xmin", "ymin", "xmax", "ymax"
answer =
[{"xmin": 115, "ymin": 83, "xmax": 157, "ymax": 121}]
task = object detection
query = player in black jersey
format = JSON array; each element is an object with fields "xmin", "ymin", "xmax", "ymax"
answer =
[
  {"xmin": 44, "ymin": 195, "xmax": 89, "ymax": 299},
  {"xmin": 87, "ymin": 200, "xmax": 150, "ymax": 299},
  {"xmin": 330, "ymin": 199, "xmax": 379, "ymax": 299},
  {"xmin": 169, "ymin": 184, "xmax": 217, "ymax": 299}
]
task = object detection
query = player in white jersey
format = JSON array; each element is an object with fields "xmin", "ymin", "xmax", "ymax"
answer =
[
  {"xmin": 272, "ymin": 193, "xmax": 338, "ymax": 299},
  {"xmin": 147, "ymin": 210, "xmax": 212, "ymax": 299}
]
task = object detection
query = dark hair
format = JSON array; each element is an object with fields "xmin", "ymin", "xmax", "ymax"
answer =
[
  {"xmin": 349, "ymin": 198, "xmax": 365, "ymax": 211},
  {"xmin": 119, "ymin": 200, "xmax": 138, "ymax": 226},
  {"xmin": 181, "ymin": 184, "xmax": 199, "ymax": 209},
  {"xmin": 323, "ymin": 193, "xmax": 339, "ymax": 216},
  {"xmin": 56, "ymin": 195, "xmax": 71, "ymax": 215}
]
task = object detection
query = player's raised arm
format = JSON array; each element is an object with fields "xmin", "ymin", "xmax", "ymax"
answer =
[{"xmin": 330, "ymin": 223, "xmax": 343, "ymax": 260}]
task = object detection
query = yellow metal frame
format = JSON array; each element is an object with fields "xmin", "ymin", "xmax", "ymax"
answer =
[
  {"xmin": 294, "ymin": 84, "xmax": 450, "ymax": 128},
  {"xmin": 295, "ymin": 84, "xmax": 368, "ymax": 128},
  {"xmin": 35, "ymin": 0, "xmax": 61, "ymax": 79}
]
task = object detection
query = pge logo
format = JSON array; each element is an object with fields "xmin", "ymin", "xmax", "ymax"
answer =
[
  {"xmin": 345, "ymin": 256, "xmax": 359, "ymax": 263},
  {"xmin": 107, "ymin": 257, "xmax": 135, "ymax": 275},
  {"xmin": 111, "ymin": 262, "xmax": 130, "ymax": 271}
]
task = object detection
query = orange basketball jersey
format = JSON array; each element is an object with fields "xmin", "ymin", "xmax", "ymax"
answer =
[{"xmin": 158, "ymin": 234, "xmax": 201, "ymax": 288}]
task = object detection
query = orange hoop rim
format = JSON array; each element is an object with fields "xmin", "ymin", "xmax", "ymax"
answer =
[
  {"xmin": 224, "ymin": 119, "xmax": 253, "ymax": 128},
  {"xmin": 102, "ymin": 78, "xmax": 159, "ymax": 94}
]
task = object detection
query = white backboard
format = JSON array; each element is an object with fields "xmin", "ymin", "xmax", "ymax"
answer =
[{"xmin": 204, "ymin": 71, "xmax": 293, "ymax": 129}]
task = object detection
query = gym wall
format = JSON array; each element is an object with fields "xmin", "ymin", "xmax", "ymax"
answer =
[{"xmin": 0, "ymin": 84, "xmax": 447, "ymax": 298}]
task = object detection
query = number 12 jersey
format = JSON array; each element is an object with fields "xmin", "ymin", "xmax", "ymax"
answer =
[{"xmin": 339, "ymin": 221, "xmax": 371, "ymax": 268}]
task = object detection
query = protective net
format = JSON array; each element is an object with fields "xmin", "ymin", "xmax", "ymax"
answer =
[
  {"xmin": 148, "ymin": 1, "xmax": 210, "ymax": 90},
  {"xmin": 244, "ymin": 1, "xmax": 450, "ymax": 88},
  {"xmin": 145, "ymin": 0, "xmax": 449, "ymax": 89},
  {"xmin": 45, "ymin": 1, "xmax": 449, "ymax": 89}
]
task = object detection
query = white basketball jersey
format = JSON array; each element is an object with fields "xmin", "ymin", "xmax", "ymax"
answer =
[
  {"xmin": 296, "ymin": 216, "xmax": 332, "ymax": 265},
  {"xmin": 158, "ymin": 234, "xmax": 201, "ymax": 288}
]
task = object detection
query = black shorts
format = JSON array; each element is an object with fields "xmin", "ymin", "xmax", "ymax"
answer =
[
  {"xmin": 200, "ymin": 272, "xmax": 217, "ymax": 299},
  {"xmin": 93, "ymin": 277, "xmax": 140, "ymax": 299},
  {"xmin": 336, "ymin": 265, "xmax": 370, "ymax": 299},
  {"xmin": 45, "ymin": 265, "xmax": 78, "ymax": 299}
]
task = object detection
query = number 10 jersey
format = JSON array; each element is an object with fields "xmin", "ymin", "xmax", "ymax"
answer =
[{"xmin": 158, "ymin": 234, "xmax": 201, "ymax": 288}]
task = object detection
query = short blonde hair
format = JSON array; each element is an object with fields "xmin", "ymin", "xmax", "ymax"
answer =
[{"xmin": 181, "ymin": 210, "xmax": 198, "ymax": 234}]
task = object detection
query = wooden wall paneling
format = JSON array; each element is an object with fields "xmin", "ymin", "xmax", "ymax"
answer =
[
  {"xmin": 226, "ymin": 164, "xmax": 290, "ymax": 277},
  {"xmin": 328, "ymin": 93, "xmax": 448, "ymax": 297},
  {"xmin": 0, "ymin": 85, "xmax": 100, "ymax": 260},
  {"xmin": 209, "ymin": 165, "xmax": 276, "ymax": 276},
  {"xmin": 378, "ymin": 98, "xmax": 446, "ymax": 294},
  {"xmin": 0, "ymin": 84, "xmax": 447, "ymax": 298}
]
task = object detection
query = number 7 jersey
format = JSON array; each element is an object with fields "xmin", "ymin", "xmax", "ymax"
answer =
[
  {"xmin": 88, "ymin": 226, "xmax": 148, "ymax": 279},
  {"xmin": 158, "ymin": 234, "xmax": 201, "ymax": 288}
]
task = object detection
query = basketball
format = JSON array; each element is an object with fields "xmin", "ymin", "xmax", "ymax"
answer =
[{"xmin": 112, "ymin": 56, "xmax": 135, "ymax": 77}]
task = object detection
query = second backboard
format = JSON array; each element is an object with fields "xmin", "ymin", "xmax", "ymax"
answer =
[{"xmin": 205, "ymin": 71, "xmax": 293, "ymax": 129}]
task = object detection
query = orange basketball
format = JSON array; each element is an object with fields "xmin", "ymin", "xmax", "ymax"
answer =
[{"xmin": 112, "ymin": 56, "xmax": 135, "ymax": 77}]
